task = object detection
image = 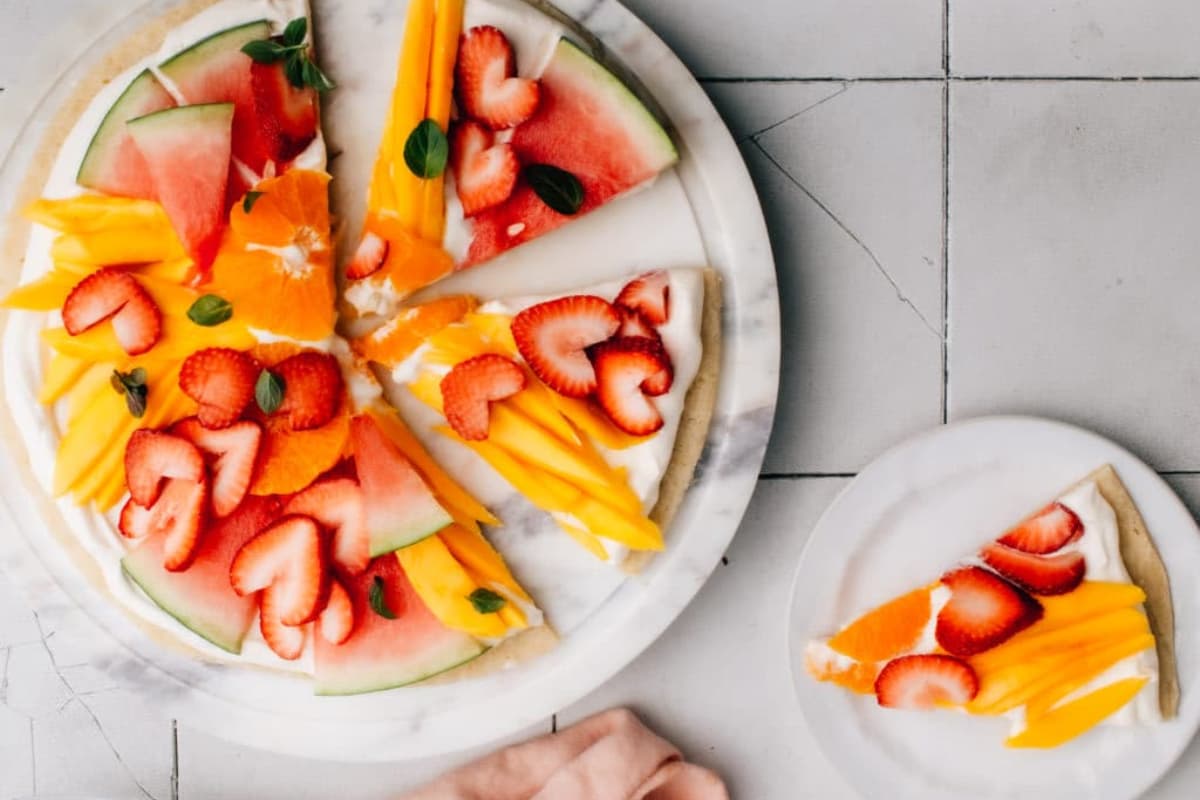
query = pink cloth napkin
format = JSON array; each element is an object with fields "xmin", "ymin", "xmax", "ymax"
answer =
[{"xmin": 401, "ymin": 708, "xmax": 729, "ymax": 800}]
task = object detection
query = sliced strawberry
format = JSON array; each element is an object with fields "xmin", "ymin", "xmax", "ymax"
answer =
[
  {"xmin": 980, "ymin": 543, "xmax": 1086, "ymax": 596},
  {"xmin": 617, "ymin": 307, "xmax": 661, "ymax": 341},
  {"xmin": 996, "ymin": 502, "xmax": 1083, "ymax": 554},
  {"xmin": 615, "ymin": 271, "xmax": 670, "ymax": 326},
  {"xmin": 259, "ymin": 586, "xmax": 307, "ymax": 660},
  {"xmin": 440, "ymin": 354, "xmax": 526, "ymax": 441},
  {"xmin": 275, "ymin": 351, "xmax": 343, "ymax": 431},
  {"xmin": 61, "ymin": 268, "xmax": 162, "ymax": 355},
  {"xmin": 936, "ymin": 566, "xmax": 1043, "ymax": 657},
  {"xmin": 874, "ymin": 654, "xmax": 979, "ymax": 710},
  {"xmin": 124, "ymin": 429, "xmax": 205, "ymax": 506},
  {"xmin": 171, "ymin": 417, "xmax": 262, "ymax": 518},
  {"xmin": 250, "ymin": 61, "xmax": 318, "ymax": 165},
  {"xmin": 345, "ymin": 231, "xmax": 388, "ymax": 280},
  {"xmin": 591, "ymin": 337, "xmax": 672, "ymax": 435},
  {"xmin": 179, "ymin": 348, "xmax": 259, "ymax": 429},
  {"xmin": 118, "ymin": 475, "xmax": 208, "ymax": 572},
  {"xmin": 624, "ymin": 335, "xmax": 673, "ymax": 397},
  {"xmin": 230, "ymin": 515, "xmax": 328, "ymax": 626},
  {"xmin": 451, "ymin": 120, "xmax": 519, "ymax": 216},
  {"xmin": 456, "ymin": 26, "xmax": 540, "ymax": 130},
  {"xmin": 511, "ymin": 295, "xmax": 619, "ymax": 398},
  {"xmin": 284, "ymin": 478, "xmax": 369, "ymax": 575},
  {"xmin": 318, "ymin": 578, "xmax": 354, "ymax": 645}
]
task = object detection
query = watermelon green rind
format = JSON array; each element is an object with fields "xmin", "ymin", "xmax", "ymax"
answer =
[
  {"xmin": 126, "ymin": 101, "xmax": 235, "ymax": 133},
  {"xmin": 157, "ymin": 19, "xmax": 271, "ymax": 80},
  {"xmin": 314, "ymin": 638, "xmax": 484, "ymax": 696},
  {"xmin": 367, "ymin": 502, "xmax": 454, "ymax": 556},
  {"xmin": 121, "ymin": 558, "xmax": 249, "ymax": 654},
  {"xmin": 76, "ymin": 69, "xmax": 175, "ymax": 196}
]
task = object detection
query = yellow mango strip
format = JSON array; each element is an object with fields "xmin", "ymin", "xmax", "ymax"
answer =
[
  {"xmin": 409, "ymin": 370, "xmax": 444, "ymax": 410},
  {"xmin": 533, "ymin": 467, "xmax": 661, "ymax": 551},
  {"xmin": 68, "ymin": 362, "xmax": 122, "ymax": 419},
  {"xmin": 365, "ymin": 407, "xmax": 498, "ymax": 526},
  {"xmin": 508, "ymin": 372, "xmax": 582, "ymax": 446},
  {"xmin": 487, "ymin": 403, "xmax": 617, "ymax": 490},
  {"xmin": 555, "ymin": 518, "xmax": 610, "ymax": 561},
  {"xmin": 55, "ymin": 388, "xmax": 130, "ymax": 495},
  {"xmin": 137, "ymin": 257, "xmax": 194, "ymax": 284},
  {"xmin": 2, "ymin": 271, "xmax": 78, "ymax": 310},
  {"xmin": 39, "ymin": 355, "xmax": 95, "ymax": 405},
  {"xmin": 444, "ymin": 430, "xmax": 583, "ymax": 509},
  {"xmin": 396, "ymin": 537, "xmax": 510, "ymax": 639},
  {"xmin": 1033, "ymin": 581, "xmax": 1147, "ymax": 635},
  {"xmin": 1006, "ymin": 676, "xmax": 1149, "ymax": 749},
  {"xmin": 418, "ymin": 0, "xmax": 465, "ymax": 243},
  {"xmin": 25, "ymin": 196, "xmax": 171, "ymax": 234},
  {"xmin": 972, "ymin": 608, "xmax": 1148, "ymax": 678},
  {"xmin": 440, "ymin": 523, "xmax": 531, "ymax": 604},
  {"xmin": 550, "ymin": 392, "xmax": 651, "ymax": 450},
  {"xmin": 1024, "ymin": 634, "xmax": 1156, "ymax": 722},
  {"xmin": 51, "ymin": 228, "xmax": 185, "ymax": 265},
  {"xmin": 462, "ymin": 312, "xmax": 518, "ymax": 351},
  {"xmin": 392, "ymin": 0, "xmax": 436, "ymax": 227}
]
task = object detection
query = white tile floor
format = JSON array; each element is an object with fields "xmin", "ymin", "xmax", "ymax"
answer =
[{"xmin": 4, "ymin": 1, "xmax": 1200, "ymax": 797}]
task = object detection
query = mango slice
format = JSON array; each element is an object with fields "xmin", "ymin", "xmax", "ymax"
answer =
[
  {"xmin": 2, "ymin": 272, "xmax": 78, "ymax": 310},
  {"xmin": 418, "ymin": 0, "xmax": 464, "ymax": 242},
  {"xmin": 555, "ymin": 518, "xmax": 610, "ymax": 561},
  {"xmin": 390, "ymin": 0, "xmax": 435, "ymax": 225},
  {"xmin": 51, "ymin": 228, "xmax": 185, "ymax": 265},
  {"xmin": 25, "ymin": 195, "xmax": 171, "ymax": 234},
  {"xmin": 439, "ymin": 523, "xmax": 531, "ymax": 604},
  {"xmin": 1024, "ymin": 633, "xmax": 1156, "ymax": 721},
  {"xmin": 396, "ymin": 537, "xmax": 512, "ymax": 639},
  {"xmin": 972, "ymin": 607, "xmax": 1148, "ymax": 678},
  {"xmin": 1006, "ymin": 677, "xmax": 1149, "ymax": 749}
]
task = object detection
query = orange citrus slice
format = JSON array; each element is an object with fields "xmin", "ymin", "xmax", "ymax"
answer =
[
  {"xmin": 827, "ymin": 584, "xmax": 934, "ymax": 663},
  {"xmin": 353, "ymin": 294, "xmax": 476, "ymax": 367}
]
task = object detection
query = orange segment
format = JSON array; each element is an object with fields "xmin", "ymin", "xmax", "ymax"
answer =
[
  {"xmin": 827, "ymin": 585, "xmax": 935, "ymax": 663},
  {"xmin": 360, "ymin": 214, "xmax": 455, "ymax": 300},
  {"xmin": 805, "ymin": 644, "xmax": 879, "ymax": 695},
  {"xmin": 353, "ymin": 295, "xmax": 477, "ymax": 367},
  {"xmin": 210, "ymin": 170, "xmax": 335, "ymax": 341}
]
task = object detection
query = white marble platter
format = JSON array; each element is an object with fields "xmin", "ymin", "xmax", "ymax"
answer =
[{"xmin": 0, "ymin": 0, "xmax": 779, "ymax": 761}]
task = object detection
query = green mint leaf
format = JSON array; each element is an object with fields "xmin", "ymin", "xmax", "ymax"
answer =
[
  {"xmin": 128, "ymin": 367, "xmax": 147, "ymax": 385},
  {"xmin": 301, "ymin": 57, "xmax": 336, "ymax": 92},
  {"xmin": 282, "ymin": 17, "xmax": 308, "ymax": 47},
  {"xmin": 111, "ymin": 369, "xmax": 148, "ymax": 418},
  {"xmin": 524, "ymin": 163, "xmax": 584, "ymax": 215},
  {"xmin": 125, "ymin": 384, "xmax": 148, "ymax": 418},
  {"xmin": 187, "ymin": 294, "xmax": 233, "ymax": 326},
  {"xmin": 110, "ymin": 371, "xmax": 125, "ymax": 394},
  {"xmin": 255, "ymin": 369, "xmax": 285, "ymax": 414},
  {"xmin": 369, "ymin": 576, "xmax": 397, "ymax": 619},
  {"xmin": 403, "ymin": 119, "xmax": 449, "ymax": 179},
  {"xmin": 242, "ymin": 191, "xmax": 264, "ymax": 214},
  {"xmin": 284, "ymin": 52, "xmax": 307, "ymax": 89},
  {"xmin": 242, "ymin": 39, "xmax": 287, "ymax": 64},
  {"xmin": 468, "ymin": 588, "xmax": 507, "ymax": 614}
]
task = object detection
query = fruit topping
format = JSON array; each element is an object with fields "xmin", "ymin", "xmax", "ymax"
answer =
[
  {"xmin": 250, "ymin": 60, "xmax": 319, "ymax": 163},
  {"xmin": 455, "ymin": 26, "xmax": 540, "ymax": 130},
  {"xmin": 826, "ymin": 585, "xmax": 933, "ymax": 663},
  {"xmin": 274, "ymin": 351, "xmax": 343, "ymax": 431},
  {"xmin": 76, "ymin": 69, "xmax": 176, "ymax": 199},
  {"xmin": 179, "ymin": 348, "xmax": 259, "ymax": 429},
  {"xmin": 450, "ymin": 121, "xmax": 519, "ymax": 216},
  {"xmin": 616, "ymin": 307, "xmax": 660, "ymax": 341},
  {"xmin": 440, "ymin": 354, "xmax": 526, "ymax": 441},
  {"xmin": 61, "ymin": 268, "xmax": 162, "ymax": 356},
  {"xmin": 345, "ymin": 231, "xmax": 389, "ymax": 280},
  {"xmin": 591, "ymin": 336, "xmax": 673, "ymax": 435},
  {"xmin": 171, "ymin": 417, "xmax": 262, "ymax": 517},
  {"xmin": 615, "ymin": 270, "xmax": 670, "ymax": 325},
  {"xmin": 874, "ymin": 654, "xmax": 979, "ymax": 710},
  {"xmin": 118, "ymin": 474, "xmax": 209, "ymax": 572},
  {"xmin": 124, "ymin": 429, "xmax": 205, "ymax": 507},
  {"xmin": 259, "ymin": 584, "xmax": 308, "ymax": 660},
  {"xmin": 511, "ymin": 295, "xmax": 619, "ymax": 398},
  {"xmin": 936, "ymin": 566, "xmax": 1043, "ymax": 657},
  {"xmin": 996, "ymin": 502, "xmax": 1083, "ymax": 555},
  {"xmin": 318, "ymin": 578, "xmax": 355, "ymax": 645},
  {"xmin": 231, "ymin": 515, "xmax": 328, "ymax": 626},
  {"xmin": 284, "ymin": 478, "xmax": 369, "ymax": 575},
  {"xmin": 980, "ymin": 543, "xmax": 1087, "ymax": 596}
]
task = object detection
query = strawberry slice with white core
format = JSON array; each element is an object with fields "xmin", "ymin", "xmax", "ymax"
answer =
[
  {"xmin": 451, "ymin": 120, "xmax": 519, "ymax": 216},
  {"xmin": 440, "ymin": 354, "xmax": 526, "ymax": 441},
  {"xmin": 996, "ymin": 502, "xmax": 1083, "ymax": 554},
  {"xmin": 318, "ymin": 578, "xmax": 354, "ymax": 645},
  {"xmin": 171, "ymin": 417, "xmax": 262, "ymax": 517},
  {"xmin": 511, "ymin": 295, "xmax": 620, "ymax": 398},
  {"xmin": 935, "ymin": 566, "xmax": 1043, "ymax": 657},
  {"xmin": 874, "ymin": 654, "xmax": 979, "ymax": 710},
  {"xmin": 179, "ymin": 348, "xmax": 259, "ymax": 429},
  {"xmin": 118, "ymin": 475, "xmax": 208, "ymax": 572},
  {"xmin": 980, "ymin": 543, "xmax": 1086, "ymax": 596},
  {"xmin": 616, "ymin": 307, "xmax": 660, "ymax": 341},
  {"xmin": 275, "ymin": 351, "xmax": 344, "ymax": 431},
  {"xmin": 61, "ymin": 268, "xmax": 162, "ymax": 356},
  {"xmin": 230, "ymin": 515, "xmax": 328, "ymax": 626},
  {"xmin": 345, "ymin": 231, "xmax": 389, "ymax": 280},
  {"xmin": 456, "ymin": 26, "xmax": 540, "ymax": 130},
  {"xmin": 259, "ymin": 586, "xmax": 307, "ymax": 660},
  {"xmin": 124, "ymin": 429, "xmax": 205, "ymax": 507},
  {"xmin": 284, "ymin": 478, "xmax": 369, "ymax": 575},
  {"xmin": 591, "ymin": 336, "xmax": 673, "ymax": 435},
  {"xmin": 615, "ymin": 271, "xmax": 670, "ymax": 326}
]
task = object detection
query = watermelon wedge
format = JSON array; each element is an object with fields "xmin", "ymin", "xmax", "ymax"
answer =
[
  {"xmin": 350, "ymin": 415, "xmax": 453, "ymax": 555},
  {"xmin": 76, "ymin": 69, "xmax": 176, "ymax": 198},
  {"xmin": 128, "ymin": 103, "xmax": 234, "ymax": 272},
  {"xmin": 461, "ymin": 38, "xmax": 678, "ymax": 267},
  {"xmin": 313, "ymin": 555, "xmax": 484, "ymax": 695},
  {"xmin": 122, "ymin": 495, "xmax": 282, "ymax": 654}
]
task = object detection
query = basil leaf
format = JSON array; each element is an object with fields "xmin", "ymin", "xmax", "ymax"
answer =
[
  {"xmin": 403, "ymin": 119, "xmax": 448, "ymax": 179},
  {"xmin": 285, "ymin": 53, "xmax": 307, "ymax": 89},
  {"xmin": 301, "ymin": 57, "xmax": 336, "ymax": 92},
  {"xmin": 242, "ymin": 191, "xmax": 264, "ymax": 214},
  {"xmin": 111, "ymin": 369, "xmax": 148, "ymax": 418},
  {"xmin": 187, "ymin": 294, "xmax": 233, "ymax": 326},
  {"xmin": 524, "ymin": 164, "xmax": 584, "ymax": 215},
  {"xmin": 242, "ymin": 39, "xmax": 286, "ymax": 64},
  {"xmin": 255, "ymin": 369, "xmax": 284, "ymax": 414},
  {"xmin": 369, "ymin": 576, "xmax": 397, "ymax": 619},
  {"xmin": 129, "ymin": 367, "xmax": 147, "ymax": 385},
  {"xmin": 282, "ymin": 17, "xmax": 308, "ymax": 47},
  {"xmin": 468, "ymin": 588, "xmax": 507, "ymax": 614},
  {"xmin": 125, "ymin": 385, "xmax": 148, "ymax": 418},
  {"xmin": 110, "ymin": 371, "xmax": 125, "ymax": 394}
]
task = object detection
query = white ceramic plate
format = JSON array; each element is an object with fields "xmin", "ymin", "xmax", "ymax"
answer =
[
  {"xmin": 0, "ymin": 0, "xmax": 779, "ymax": 761},
  {"xmin": 788, "ymin": 416, "xmax": 1200, "ymax": 800}
]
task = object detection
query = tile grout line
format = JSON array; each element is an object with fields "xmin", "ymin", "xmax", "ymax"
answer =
[
  {"xmin": 699, "ymin": 75, "xmax": 1200, "ymax": 84},
  {"xmin": 760, "ymin": 470, "xmax": 1200, "ymax": 480},
  {"xmin": 171, "ymin": 719, "xmax": 179, "ymax": 800},
  {"xmin": 941, "ymin": 0, "xmax": 952, "ymax": 425}
]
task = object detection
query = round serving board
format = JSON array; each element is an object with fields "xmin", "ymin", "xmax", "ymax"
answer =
[{"xmin": 0, "ymin": 0, "xmax": 779, "ymax": 760}]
